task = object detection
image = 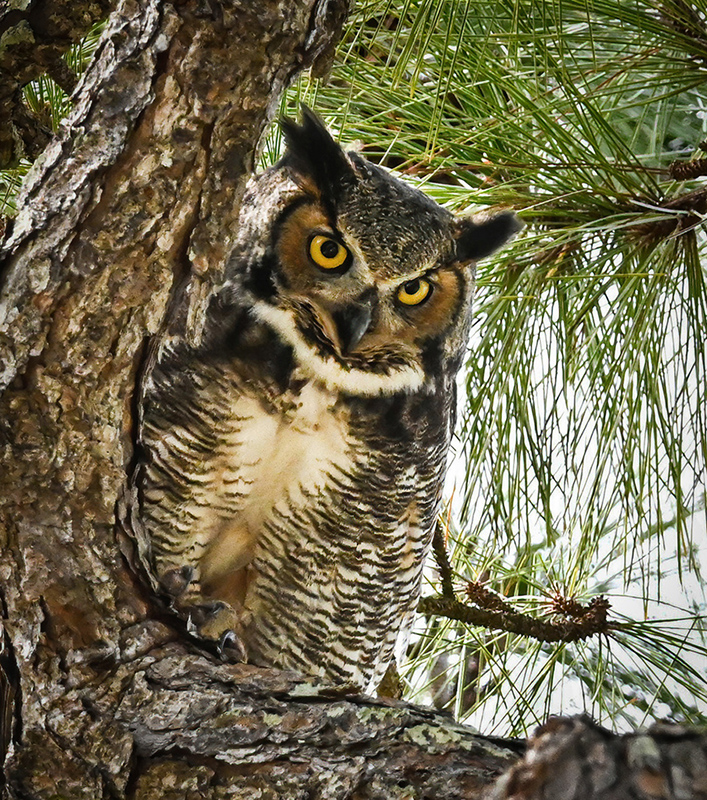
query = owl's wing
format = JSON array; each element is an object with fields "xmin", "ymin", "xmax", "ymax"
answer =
[{"xmin": 137, "ymin": 337, "xmax": 250, "ymax": 585}]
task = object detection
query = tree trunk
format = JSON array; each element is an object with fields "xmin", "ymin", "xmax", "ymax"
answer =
[{"xmin": 1, "ymin": 0, "xmax": 706, "ymax": 797}]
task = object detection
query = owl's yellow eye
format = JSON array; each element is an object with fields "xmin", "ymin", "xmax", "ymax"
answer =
[
  {"xmin": 397, "ymin": 278, "xmax": 432, "ymax": 306},
  {"xmin": 309, "ymin": 234, "xmax": 349, "ymax": 271}
]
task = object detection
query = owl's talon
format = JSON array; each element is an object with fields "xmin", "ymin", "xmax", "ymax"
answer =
[
  {"xmin": 159, "ymin": 565, "xmax": 195, "ymax": 598},
  {"xmin": 181, "ymin": 598, "xmax": 248, "ymax": 658},
  {"xmin": 217, "ymin": 629, "xmax": 247, "ymax": 662},
  {"xmin": 198, "ymin": 599, "xmax": 227, "ymax": 616}
]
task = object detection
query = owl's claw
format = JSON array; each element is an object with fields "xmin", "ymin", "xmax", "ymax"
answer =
[
  {"xmin": 183, "ymin": 599, "xmax": 249, "ymax": 662},
  {"xmin": 156, "ymin": 564, "xmax": 250, "ymax": 661},
  {"xmin": 159, "ymin": 565, "xmax": 195, "ymax": 598},
  {"xmin": 218, "ymin": 629, "xmax": 247, "ymax": 662}
]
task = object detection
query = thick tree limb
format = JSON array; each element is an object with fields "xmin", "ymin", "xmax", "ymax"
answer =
[{"xmin": 484, "ymin": 715, "xmax": 707, "ymax": 800}]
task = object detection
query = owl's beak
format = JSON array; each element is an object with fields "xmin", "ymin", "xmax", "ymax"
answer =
[{"xmin": 331, "ymin": 290, "xmax": 376, "ymax": 354}]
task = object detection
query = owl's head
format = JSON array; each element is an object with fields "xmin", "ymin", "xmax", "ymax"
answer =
[{"xmin": 228, "ymin": 107, "xmax": 520, "ymax": 397}]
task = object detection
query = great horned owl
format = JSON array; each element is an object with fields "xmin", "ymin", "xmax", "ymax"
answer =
[{"xmin": 137, "ymin": 108, "xmax": 520, "ymax": 690}]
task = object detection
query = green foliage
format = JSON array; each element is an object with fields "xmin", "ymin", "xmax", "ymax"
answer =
[
  {"xmin": 280, "ymin": 0, "xmax": 707, "ymax": 734},
  {"xmin": 0, "ymin": 163, "xmax": 30, "ymax": 219}
]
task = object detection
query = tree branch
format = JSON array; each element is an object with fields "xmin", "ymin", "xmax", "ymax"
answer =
[
  {"xmin": 483, "ymin": 715, "xmax": 707, "ymax": 800},
  {"xmin": 419, "ymin": 594, "xmax": 616, "ymax": 643},
  {"xmin": 431, "ymin": 520, "xmax": 456, "ymax": 599},
  {"xmin": 111, "ymin": 641, "xmax": 519, "ymax": 798}
]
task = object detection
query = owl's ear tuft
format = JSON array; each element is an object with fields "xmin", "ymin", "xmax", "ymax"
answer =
[
  {"xmin": 279, "ymin": 105, "xmax": 353, "ymax": 205},
  {"xmin": 455, "ymin": 211, "xmax": 523, "ymax": 262}
]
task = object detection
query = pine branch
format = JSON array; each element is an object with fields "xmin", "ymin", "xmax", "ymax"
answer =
[
  {"xmin": 658, "ymin": 0, "xmax": 707, "ymax": 66},
  {"xmin": 669, "ymin": 159, "xmax": 707, "ymax": 181},
  {"xmin": 418, "ymin": 595, "xmax": 615, "ymax": 644},
  {"xmin": 630, "ymin": 187, "xmax": 707, "ymax": 241},
  {"xmin": 431, "ymin": 520, "xmax": 455, "ymax": 599}
]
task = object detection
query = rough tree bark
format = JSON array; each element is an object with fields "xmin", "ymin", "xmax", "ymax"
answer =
[
  {"xmin": 1, "ymin": 1, "xmax": 707, "ymax": 797},
  {"xmin": 0, "ymin": 0, "xmax": 116, "ymax": 167}
]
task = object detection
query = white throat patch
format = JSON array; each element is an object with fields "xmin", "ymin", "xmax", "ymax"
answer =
[{"xmin": 253, "ymin": 301, "xmax": 424, "ymax": 397}]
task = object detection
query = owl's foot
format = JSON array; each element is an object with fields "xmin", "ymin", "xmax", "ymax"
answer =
[
  {"xmin": 187, "ymin": 599, "xmax": 247, "ymax": 655},
  {"xmin": 218, "ymin": 629, "xmax": 247, "ymax": 661},
  {"xmin": 159, "ymin": 565, "xmax": 195, "ymax": 598},
  {"xmin": 157, "ymin": 568, "xmax": 250, "ymax": 662}
]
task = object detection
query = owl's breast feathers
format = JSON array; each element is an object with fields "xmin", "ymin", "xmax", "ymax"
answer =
[{"xmin": 139, "ymin": 307, "xmax": 451, "ymax": 689}]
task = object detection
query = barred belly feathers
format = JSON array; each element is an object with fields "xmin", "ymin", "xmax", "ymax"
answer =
[{"xmin": 137, "ymin": 108, "xmax": 520, "ymax": 691}]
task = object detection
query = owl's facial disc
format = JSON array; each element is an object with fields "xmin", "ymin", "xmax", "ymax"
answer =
[
  {"xmin": 251, "ymin": 176, "xmax": 503, "ymax": 394},
  {"xmin": 259, "ymin": 199, "xmax": 470, "ymax": 395},
  {"xmin": 253, "ymin": 296, "xmax": 425, "ymax": 396}
]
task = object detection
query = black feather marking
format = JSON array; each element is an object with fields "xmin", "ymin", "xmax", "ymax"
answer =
[
  {"xmin": 279, "ymin": 105, "xmax": 354, "ymax": 211},
  {"xmin": 455, "ymin": 211, "xmax": 523, "ymax": 262},
  {"xmin": 243, "ymin": 249, "xmax": 280, "ymax": 300}
]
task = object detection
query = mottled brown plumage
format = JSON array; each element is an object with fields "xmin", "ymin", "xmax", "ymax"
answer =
[{"xmin": 136, "ymin": 108, "xmax": 520, "ymax": 690}]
